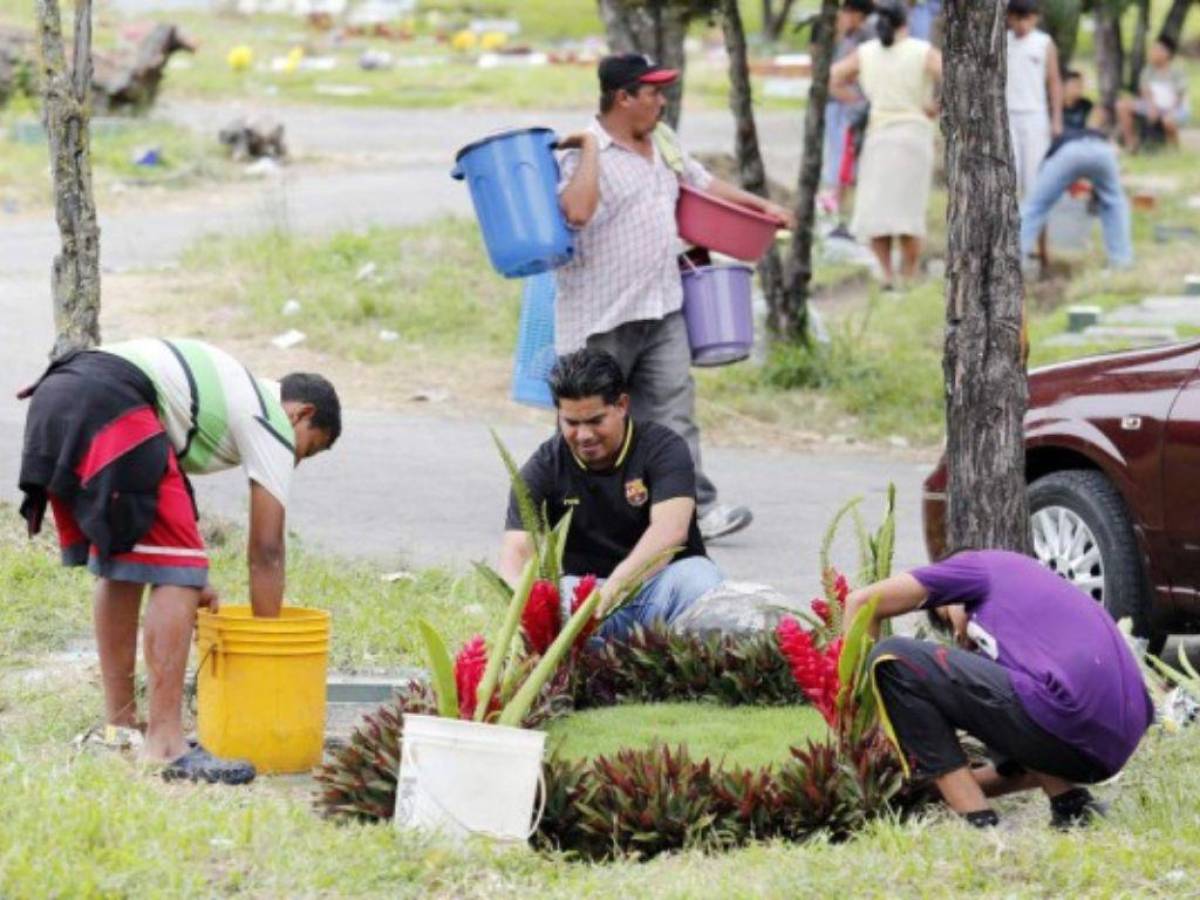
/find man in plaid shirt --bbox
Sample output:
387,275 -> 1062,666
555,53 -> 793,540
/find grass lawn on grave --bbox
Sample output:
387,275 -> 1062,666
546,703 -> 829,770
2,511 -> 1199,894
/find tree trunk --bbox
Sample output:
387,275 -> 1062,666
1159,0 -> 1195,48
761,0 -> 798,42
37,0 -> 101,359
596,0 -> 690,128
1127,0 -> 1150,94
777,0 -> 838,342
1094,3 -> 1125,126
940,0 -> 1031,554
720,0 -> 789,337
1040,0 -> 1081,71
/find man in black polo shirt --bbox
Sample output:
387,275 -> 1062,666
498,349 -> 723,638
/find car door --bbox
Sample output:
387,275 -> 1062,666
1162,366 -> 1200,614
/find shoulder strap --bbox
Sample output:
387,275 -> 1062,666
651,122 -> 686,177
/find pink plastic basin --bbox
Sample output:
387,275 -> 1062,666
676,183 -> 780,262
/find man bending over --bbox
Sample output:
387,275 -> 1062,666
848,549 -> 1152,829
19,338 -> 341,783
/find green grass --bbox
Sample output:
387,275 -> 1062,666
0,101 -> 234,210
0,505 -> 502,673
181,218 -> 522,364
0,1 -> 804,113
546,703 -> 829,770
3,513 -> 1200,895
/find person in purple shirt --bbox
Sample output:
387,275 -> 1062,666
845,549 -> 1153,829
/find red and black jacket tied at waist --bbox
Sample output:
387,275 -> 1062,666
18,349 -> 182,562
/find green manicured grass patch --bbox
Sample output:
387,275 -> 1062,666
547,702 -> 828,769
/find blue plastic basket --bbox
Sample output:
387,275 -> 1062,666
511,273 -> 557,409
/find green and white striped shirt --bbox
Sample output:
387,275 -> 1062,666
102,339 -> 295,507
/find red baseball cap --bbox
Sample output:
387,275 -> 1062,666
598,53 -> 679,91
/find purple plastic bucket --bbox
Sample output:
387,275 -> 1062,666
680,263 -> 754,366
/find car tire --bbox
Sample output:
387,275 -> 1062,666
1027,469 -> 1160,650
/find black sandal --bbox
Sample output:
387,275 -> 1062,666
162,745 -> 256,785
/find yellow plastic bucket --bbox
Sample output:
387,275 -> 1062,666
195,605 -> 330,774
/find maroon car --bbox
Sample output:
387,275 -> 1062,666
923,340 -> 1200,651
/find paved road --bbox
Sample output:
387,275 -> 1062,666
0,102 -> 928,598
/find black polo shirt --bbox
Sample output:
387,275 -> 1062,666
504,420 -> 707,578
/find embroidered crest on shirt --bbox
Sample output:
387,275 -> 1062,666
624,478 -> 648,507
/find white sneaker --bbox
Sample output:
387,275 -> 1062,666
698,504 -> 753,541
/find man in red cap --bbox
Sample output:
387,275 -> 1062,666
555,53 -> 792,542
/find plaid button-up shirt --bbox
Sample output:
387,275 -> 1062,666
553,119 -> 713,352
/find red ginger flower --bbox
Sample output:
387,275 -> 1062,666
454,635 -> 488,719
522,579 -> 561,656
811,598 -> 832,626
776,617 -> 842,727
833,572 -> 850,607
571,574 -> 599,646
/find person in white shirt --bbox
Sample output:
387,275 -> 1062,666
1006,0 -> 1063,200
1117,35 -> 1191,152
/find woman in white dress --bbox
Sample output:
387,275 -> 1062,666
831,0 -> 942,288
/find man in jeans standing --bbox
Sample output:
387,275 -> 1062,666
555,53 -> 793,541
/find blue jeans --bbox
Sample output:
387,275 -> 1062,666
561,556 -> 723,642
822,101 -> 849,187
1020,137 -> 1133,268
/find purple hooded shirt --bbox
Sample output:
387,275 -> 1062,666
911,550 -> 1153,775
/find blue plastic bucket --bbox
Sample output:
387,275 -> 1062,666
511,273 -> 557,408
452,127 -> 574,279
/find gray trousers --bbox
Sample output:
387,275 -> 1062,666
585,311 -> 717,509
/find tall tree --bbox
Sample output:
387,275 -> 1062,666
1093,1 -> 1126,124
1127,0 -> 1151,93
940,0 -> 1031,553
760,0 -> 799,42
36,0 -> 101,359
719,0 -> 790,338
1040,0 -> 1082,71
777,0 -> 839,342
597,0 -> 700,128
1159,0 -> 1196,47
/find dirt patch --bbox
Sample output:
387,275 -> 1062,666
102,267 -> 936,460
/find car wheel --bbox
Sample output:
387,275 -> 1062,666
1028,469 -> 1159,648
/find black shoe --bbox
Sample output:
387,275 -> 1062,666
162,745 -> 256,785
1049,788 -> 1107,830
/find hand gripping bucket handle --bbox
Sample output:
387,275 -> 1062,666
407,744 -> 548,842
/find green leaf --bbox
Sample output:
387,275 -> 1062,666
839,595 -> 879,690
475,555 -> 537,721
416,619 -> 459,719
820,495 -> 862,588
549,507 -> 574,584
1177,643 -> 1200,688
472,561 -> 513,605
492,427 -> 544,561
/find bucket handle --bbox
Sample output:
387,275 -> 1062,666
678,252 -> 701,274
406,744 -> 548,842
450,161 -> 464,181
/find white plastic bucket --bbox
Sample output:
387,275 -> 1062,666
393,713 -> 547,843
